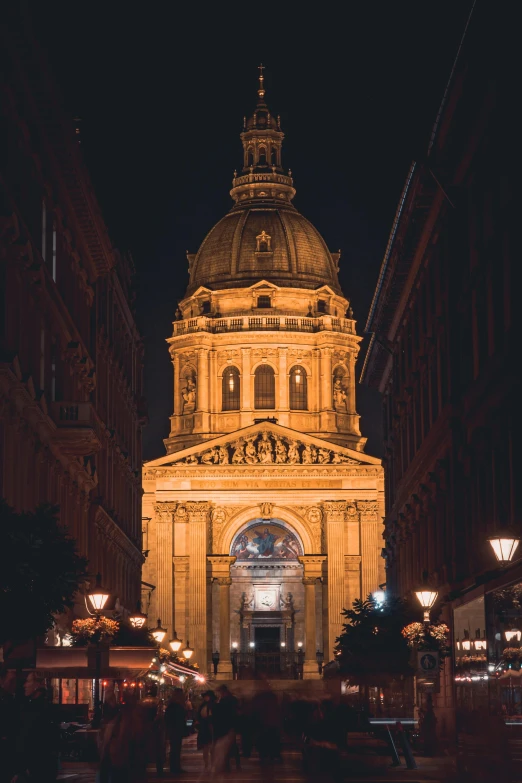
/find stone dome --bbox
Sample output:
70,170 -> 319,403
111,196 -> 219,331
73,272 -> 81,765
186,203 -> 341,295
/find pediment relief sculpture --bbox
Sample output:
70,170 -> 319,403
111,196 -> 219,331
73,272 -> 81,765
172,430 -> 361,467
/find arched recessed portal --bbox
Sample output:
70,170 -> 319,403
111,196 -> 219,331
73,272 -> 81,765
225,518 -> 306,675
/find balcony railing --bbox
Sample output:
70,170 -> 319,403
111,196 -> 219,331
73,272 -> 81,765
49,402 -> 104,456
172,314 -> 354,337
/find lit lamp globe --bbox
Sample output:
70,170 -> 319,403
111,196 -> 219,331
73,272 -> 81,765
129,602 -> 147,629
415,587 -> 438,623
151,618 -> 167,645
488,533 -> 520,566
169,631 -> 182,654
87,574 -> 110,614
182,641 -> 194,660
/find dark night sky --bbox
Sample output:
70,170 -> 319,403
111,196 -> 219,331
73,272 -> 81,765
28,1 -> 473,460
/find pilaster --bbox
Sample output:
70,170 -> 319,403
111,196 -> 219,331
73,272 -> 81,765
359,500 -> 381,599
153,503 -> 175,635
173,555 -> 189,649
241,348 -> 252,411
172,354 -> 182,416
278,348 -> 289,411
322,501 -> 348,659
208,555 -> 237,679
298,555 -> 326,679
187,501 -> 212,673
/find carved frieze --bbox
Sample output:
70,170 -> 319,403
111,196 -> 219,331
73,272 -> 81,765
172,431 -> 361,467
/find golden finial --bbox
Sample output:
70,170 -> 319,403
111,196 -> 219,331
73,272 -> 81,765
258,63 -> 265,100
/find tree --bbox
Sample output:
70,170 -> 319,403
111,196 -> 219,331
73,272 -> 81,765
336,594 -> 415,684
0,500 -> 88,647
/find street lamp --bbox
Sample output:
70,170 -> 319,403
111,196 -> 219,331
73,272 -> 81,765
129,601 -> 147,629
182,640 -> 194,660
87,574 -> 110,615
86,574 -> 111,729
169,630 -> 182,654
151,618 -> 167,645
488,533 -> 520,566
415,587 -> 438,624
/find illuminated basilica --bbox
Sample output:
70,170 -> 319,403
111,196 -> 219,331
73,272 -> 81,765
142,71 -> 384,679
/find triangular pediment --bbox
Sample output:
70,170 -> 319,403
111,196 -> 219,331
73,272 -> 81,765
249,280 -> 279,291
145,421 -> 380,469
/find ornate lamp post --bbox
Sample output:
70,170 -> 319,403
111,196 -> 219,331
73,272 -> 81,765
415,587 -> 438,625
488,532 -> 520,566
151,619 -> 167,645
169,630 -> 182,654
86,574 -> 111,728
129,602 -> 147,629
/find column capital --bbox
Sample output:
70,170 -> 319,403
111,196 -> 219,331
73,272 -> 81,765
303,576 -> 318,586
216,577 -> 233,587
322,500 -> 349,521
298,555 -> 326,581
185,501 -> 212,523
208,554 -> 237,579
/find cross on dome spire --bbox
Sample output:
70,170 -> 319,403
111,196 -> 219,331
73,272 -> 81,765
258,63 -> 266,102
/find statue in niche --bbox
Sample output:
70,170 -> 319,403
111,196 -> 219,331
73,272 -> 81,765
244,437 -> 258,465
302,444 -> 313,464
317,448 -> 331,464
181,375 -> 197,413
217,445 -> 229,464
257,431 -> 273,464
232,440 -> 246,464
274,435 -> 287,464
201,448 -> 218,465
286,440 -> 300,464
333,375 -> 348,411
282,592 -> 293,610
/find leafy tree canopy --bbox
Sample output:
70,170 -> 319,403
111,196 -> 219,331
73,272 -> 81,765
0,500 -> 88,646
335,594 -> 417,682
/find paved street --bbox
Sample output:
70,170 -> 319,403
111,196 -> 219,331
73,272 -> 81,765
59,732 -> 458,783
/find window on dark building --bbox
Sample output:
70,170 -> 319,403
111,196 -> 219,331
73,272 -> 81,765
257,295 -> 271,308
201,300 -> 211,314
259,147 -> 267,164
222,366 -> 240,411
289,365 -> 307,410
271,147 -> 278,165
254,364 -> 275,409
247,148 -> 254,167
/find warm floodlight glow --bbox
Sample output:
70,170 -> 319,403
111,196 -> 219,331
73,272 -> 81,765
232,641 -> 238,649
505,629 -> 522,643
373,590 -> 386,608
151,618 -> 167,645
297,641 -> 303,648
488,534 -> 520,565
87,574 -> 110,614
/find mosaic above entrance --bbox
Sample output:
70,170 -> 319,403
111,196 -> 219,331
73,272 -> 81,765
231,520 -> 302,561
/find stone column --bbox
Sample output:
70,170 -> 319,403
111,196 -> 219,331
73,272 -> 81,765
359,501 -> 381,599
347,352 -> 356,414
209,350 -> 218,413
154,504 -> 175,634
322,502 -> 348,659
241,348 -> 252,411
278,348 -> 288,410
197,349 -> 209,412
172,354 -> 182,416
320,347 -> 333,410
312,349 -> 321,412
298,556 -> 326,679
208,555 -> 237,679
187,502 -> 211,673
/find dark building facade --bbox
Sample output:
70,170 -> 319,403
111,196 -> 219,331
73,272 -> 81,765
0,14 -> 145,620
362,8 -> 519,735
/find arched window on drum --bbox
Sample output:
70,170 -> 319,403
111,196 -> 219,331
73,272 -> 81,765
289,365 -> 307,410
222,366 -> 240,411
254,365 -> 275,409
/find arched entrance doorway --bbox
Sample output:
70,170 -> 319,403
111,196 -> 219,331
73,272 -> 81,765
227,519 -> 305,678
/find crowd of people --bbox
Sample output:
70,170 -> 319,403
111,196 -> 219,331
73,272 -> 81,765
1,669 -> 350,782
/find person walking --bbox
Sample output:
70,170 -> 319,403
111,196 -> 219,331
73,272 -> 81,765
12,674 -> 59,783
164,688 -> 187,774
212,685 -> 240,773
196,690 -> 215,770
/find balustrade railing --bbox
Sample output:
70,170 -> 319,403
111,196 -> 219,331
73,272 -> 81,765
172,314 -> 354,337
231,650 -> 304,680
